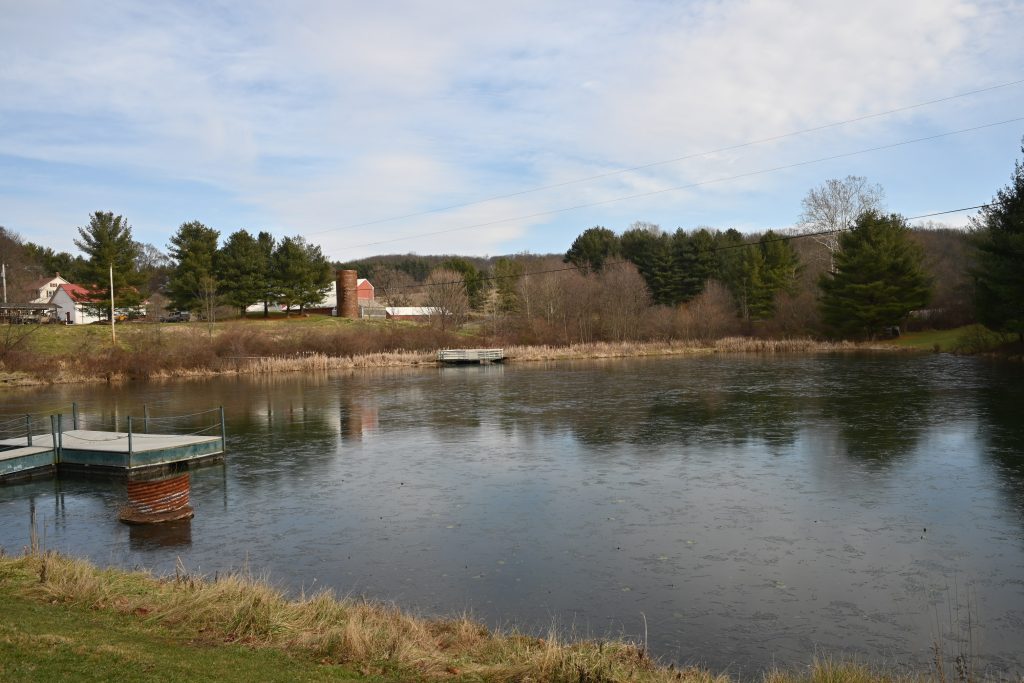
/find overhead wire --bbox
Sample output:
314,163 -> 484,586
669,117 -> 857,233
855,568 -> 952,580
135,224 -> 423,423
386,203 -> 993,291
306,77 -> 1024,237
334,116 -> 1023,252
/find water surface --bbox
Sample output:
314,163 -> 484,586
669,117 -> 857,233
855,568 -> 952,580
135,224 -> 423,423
1,354 -> 1022,675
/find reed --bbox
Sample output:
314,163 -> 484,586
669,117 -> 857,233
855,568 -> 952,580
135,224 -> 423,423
3,551 -> 723,681
0,551 -> 952,682
0,325 -> 909,386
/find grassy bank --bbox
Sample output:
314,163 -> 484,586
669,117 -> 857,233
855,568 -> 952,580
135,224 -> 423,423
0,551 -> 931,683
0,317 -> 907,386
882,325 -> 1020,355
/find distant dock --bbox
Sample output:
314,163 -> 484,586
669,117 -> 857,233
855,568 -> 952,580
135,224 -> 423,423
0,406 -> 226,483
437,348 -> 505,364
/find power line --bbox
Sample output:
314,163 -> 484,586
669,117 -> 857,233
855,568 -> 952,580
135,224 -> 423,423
388,202 -> 992,290
336,116 -> 1023,252
307,77 -> 1024,237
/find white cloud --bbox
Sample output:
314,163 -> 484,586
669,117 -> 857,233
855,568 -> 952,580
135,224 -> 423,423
1,0 -> 1021,256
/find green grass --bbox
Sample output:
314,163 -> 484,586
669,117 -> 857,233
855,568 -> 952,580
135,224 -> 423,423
883,327 -> 973,352
0,551 -> 954,683
0,584 -> 370,682
882,325 -> 1014,353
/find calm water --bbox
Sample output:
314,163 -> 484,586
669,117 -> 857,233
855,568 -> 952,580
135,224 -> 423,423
1,354 -> 1023,675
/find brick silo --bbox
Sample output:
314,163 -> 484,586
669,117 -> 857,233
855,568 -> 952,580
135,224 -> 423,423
337,269 -> 359,319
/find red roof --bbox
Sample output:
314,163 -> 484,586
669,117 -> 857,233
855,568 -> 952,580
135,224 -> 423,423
56,283 -> 105,303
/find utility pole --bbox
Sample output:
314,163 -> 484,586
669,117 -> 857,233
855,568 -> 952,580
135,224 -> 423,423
109,264 -> 116,344
1,263 -> 7,303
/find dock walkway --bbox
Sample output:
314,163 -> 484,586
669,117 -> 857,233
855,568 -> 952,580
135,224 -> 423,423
0,406 -> 226,483
437,348 -> 505,364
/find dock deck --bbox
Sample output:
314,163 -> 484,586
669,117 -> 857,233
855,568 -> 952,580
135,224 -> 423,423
0,445 -> 56,482
0,406 -> 226,483
437,348 -> 505,364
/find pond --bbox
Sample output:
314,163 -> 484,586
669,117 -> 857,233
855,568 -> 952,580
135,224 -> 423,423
1,353 -> 1022,675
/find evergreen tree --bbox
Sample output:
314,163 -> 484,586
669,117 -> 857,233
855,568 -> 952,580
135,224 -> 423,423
257,231 -> 277,317
972,143 -> 1024,342
820,211 -> 931,339
217,230 -> 265,316
23,243 -> 86,283
167,221 -> 220,313
493,257 -> 524,313
73,211 -> 143,320
272,236 -> 331,314
564,226 -> 620,273
620,225 -> 677,305
672,228 -> 717,302
441,257 -> 486,309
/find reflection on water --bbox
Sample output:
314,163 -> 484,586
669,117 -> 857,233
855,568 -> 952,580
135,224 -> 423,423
129,519 -> 192,549
1,354 -> 1023,675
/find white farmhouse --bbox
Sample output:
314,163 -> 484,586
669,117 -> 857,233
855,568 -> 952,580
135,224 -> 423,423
29,273 -> 70,304
50,283 -> 103,325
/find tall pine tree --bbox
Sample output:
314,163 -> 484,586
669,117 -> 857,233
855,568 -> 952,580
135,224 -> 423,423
820,211 -> 931,339
972,142 -> 1024,342
73,211 -> 143,320
167,221 -> 220,313
217,230 -> 265,316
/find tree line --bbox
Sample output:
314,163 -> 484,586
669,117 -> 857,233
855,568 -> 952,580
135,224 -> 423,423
0,216 -> 332,320
166,223 -> 331,318
3,141 -> 1020,344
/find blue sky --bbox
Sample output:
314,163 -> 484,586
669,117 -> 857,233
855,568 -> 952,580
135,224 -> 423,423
2,0 -> 1024,261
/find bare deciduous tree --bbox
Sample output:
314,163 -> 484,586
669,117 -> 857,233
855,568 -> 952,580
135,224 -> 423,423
372,267 -> 416,306
595,262 -> 650,341
425,268 -> 469,331
671,281 -> 740,341
800,176 -> 885,272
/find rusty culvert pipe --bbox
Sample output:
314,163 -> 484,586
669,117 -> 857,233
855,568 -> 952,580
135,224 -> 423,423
337,269 -> 359,319
119,473 -> 194,525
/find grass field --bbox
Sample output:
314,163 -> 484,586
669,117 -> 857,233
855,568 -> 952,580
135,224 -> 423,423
881,325 -> 1013,353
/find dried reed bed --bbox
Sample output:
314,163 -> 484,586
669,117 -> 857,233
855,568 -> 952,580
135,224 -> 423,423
1,329 -> 908,386
5,551 -> 728,682
505,338 -> 898,362
238,350 -> 436,374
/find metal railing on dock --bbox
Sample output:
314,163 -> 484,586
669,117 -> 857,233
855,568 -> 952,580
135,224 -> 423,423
437,348 -> 505,363
1,403 -> 227,482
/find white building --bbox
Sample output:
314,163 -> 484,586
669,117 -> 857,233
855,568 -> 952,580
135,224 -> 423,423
51,284 -> 103,325
29,273 -> 70,304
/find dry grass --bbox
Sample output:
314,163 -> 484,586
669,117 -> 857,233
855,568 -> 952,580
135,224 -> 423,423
1,551 -> 992,682
0,323 -> 909,386
2,551 -> 725,682
504,338 -> 897,362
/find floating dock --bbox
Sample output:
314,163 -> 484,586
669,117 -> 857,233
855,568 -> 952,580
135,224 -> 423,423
437,348 -> 505,364
0,407 -> 226,483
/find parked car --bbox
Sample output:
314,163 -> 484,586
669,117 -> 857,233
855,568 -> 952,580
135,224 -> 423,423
159,311 -> 192,323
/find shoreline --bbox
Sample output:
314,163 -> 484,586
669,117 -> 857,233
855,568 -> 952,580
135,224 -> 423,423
0,550 -> 939,682
0,337 -> 907,387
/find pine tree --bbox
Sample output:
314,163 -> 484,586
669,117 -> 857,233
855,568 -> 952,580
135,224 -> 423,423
272,236 -> 331,314
73,211 -> 143,320
256,231 -> 276,317
564,226 -> 620,273
972,143 -> 1024,342
216,230 -> 265,316
167,221 -> 220,313
820,211 -> 931,339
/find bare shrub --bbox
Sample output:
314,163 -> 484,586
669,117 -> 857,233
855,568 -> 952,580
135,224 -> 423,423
595,262 -> 650,341
671,281 -> 741,341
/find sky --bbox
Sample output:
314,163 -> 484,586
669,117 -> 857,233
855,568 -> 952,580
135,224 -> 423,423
2,0 -> 1024,262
